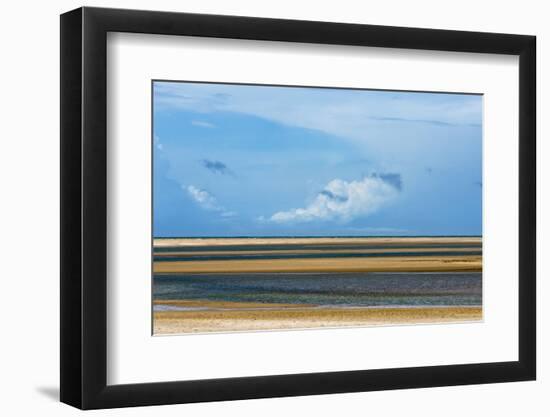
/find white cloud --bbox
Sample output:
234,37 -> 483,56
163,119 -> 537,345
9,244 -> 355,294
186,185 -> 219,211
154,83 -> 482,150
191,120 -> 215,128
186,185 -> 237,218
268,176 -> 399,224
153,134 -> 163,151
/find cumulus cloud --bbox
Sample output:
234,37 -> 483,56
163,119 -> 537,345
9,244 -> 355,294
186,185 -> 237,218
319,190 -> 348,202
202,159 -> 231,175
191,120 -> 216,128
186,185 -> 219,211
268,174 -> 401,223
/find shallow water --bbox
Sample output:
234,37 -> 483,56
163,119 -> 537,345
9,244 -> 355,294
153,272 -> 482,307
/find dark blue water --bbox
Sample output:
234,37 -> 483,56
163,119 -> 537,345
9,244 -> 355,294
153,272 -> 482,307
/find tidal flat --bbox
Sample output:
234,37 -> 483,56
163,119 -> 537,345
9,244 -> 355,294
153,237 -> 482,334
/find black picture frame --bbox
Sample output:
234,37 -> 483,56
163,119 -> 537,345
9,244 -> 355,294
60,6 -> 536,410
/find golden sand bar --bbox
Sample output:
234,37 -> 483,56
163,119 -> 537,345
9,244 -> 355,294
154,306 -> 482,334
154,236 -> 481,248
154,255 -> 482,274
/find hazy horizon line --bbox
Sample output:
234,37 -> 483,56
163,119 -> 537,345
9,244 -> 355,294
153,234 -> 482,239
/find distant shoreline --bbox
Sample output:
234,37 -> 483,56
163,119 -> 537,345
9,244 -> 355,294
154,235 -> 483,238
153,236 -> 482,248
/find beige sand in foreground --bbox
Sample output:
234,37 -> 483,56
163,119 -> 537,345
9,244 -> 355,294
154,236 -> 481,248
153,306 -> 483,334
154,255 -> 482,274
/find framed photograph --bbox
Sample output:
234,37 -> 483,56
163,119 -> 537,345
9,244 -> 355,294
60,6 -> 536,409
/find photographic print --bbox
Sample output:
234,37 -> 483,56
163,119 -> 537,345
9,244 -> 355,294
152,81 -> 482,335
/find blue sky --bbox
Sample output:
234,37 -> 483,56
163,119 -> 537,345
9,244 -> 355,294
153,81 -> 482,237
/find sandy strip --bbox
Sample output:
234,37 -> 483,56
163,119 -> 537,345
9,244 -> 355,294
153,306 -> 482,334
154,247 -> 482,257
154,237 -> 482,248
153,255 -> 482,274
